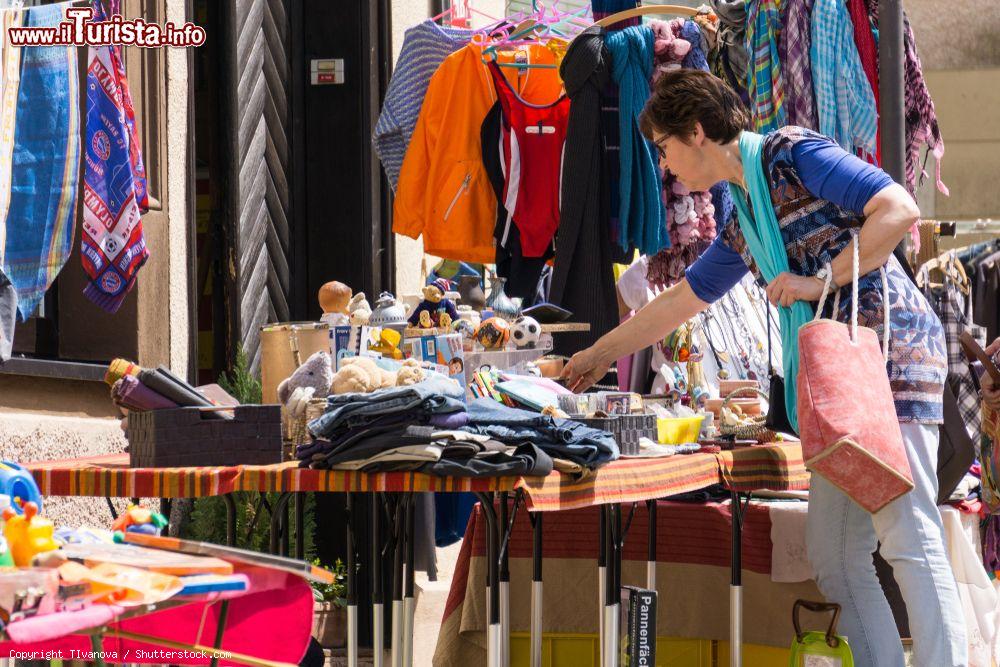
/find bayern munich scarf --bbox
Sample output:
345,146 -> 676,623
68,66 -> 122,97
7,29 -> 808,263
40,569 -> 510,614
2,2 -> 80,320
82,0 -> 149,313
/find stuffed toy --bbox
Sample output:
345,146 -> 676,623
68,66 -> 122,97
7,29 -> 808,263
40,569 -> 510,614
395,358 -> 425,386
331,356 -> 396,394
408,278 -> 460,329
348,292 -> 372,326
277,351 -> 334,405
318,281 -> 352,326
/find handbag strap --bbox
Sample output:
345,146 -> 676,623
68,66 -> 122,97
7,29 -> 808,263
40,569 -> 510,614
812,234 -> 892,361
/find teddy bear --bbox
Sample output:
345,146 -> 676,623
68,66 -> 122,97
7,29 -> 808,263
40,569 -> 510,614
348,292 -> 372,326
408,278 -> 459,329
331,356 -> 391,394
395,358 -> 425,387
277,351 -> 334,405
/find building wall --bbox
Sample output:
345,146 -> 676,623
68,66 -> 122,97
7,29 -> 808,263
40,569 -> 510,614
0,0 -> 190,528
907,0 -> 1000,222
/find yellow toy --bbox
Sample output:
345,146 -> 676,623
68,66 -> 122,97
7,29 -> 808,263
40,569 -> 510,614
3,503 -> 58,567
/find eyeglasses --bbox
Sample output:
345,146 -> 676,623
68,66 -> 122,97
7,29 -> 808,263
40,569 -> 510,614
652,135 -> 669,160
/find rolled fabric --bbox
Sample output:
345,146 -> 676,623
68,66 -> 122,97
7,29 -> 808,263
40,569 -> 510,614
112,376 -> 177,411
105,358 -> 142,387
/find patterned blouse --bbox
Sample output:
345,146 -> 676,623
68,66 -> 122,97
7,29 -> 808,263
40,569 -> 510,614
719,127 -> 946,424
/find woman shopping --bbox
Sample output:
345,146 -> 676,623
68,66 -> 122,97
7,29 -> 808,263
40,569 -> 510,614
563,69 -> 966,666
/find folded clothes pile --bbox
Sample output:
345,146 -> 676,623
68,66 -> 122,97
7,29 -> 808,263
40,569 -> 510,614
296,376 -> 553,477
458,398 -> 620,467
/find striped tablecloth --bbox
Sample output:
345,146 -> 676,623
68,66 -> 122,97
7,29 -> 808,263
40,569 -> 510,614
25,443 -> 809,507
517,443 -> 809,512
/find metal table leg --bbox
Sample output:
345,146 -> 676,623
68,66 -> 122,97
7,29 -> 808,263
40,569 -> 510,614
529,510 -> 543,667
373,493 -> 385,667
223,494 -> 237,547
474,492 -> 501,667
498,492 -> 510,667
346,493 -> 358,667
209,599 -> 230,667
391,496 -> 404,667
603,505 -> 622,667
268,492 -> 292,555
403,494 -> 415,667
646,499 -> 657,592
598,507 -> 606,664
294,492 -> 305,561
730,491 -> 751,667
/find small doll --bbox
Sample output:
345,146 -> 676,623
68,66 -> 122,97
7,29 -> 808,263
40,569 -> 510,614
318,281 -> 352,326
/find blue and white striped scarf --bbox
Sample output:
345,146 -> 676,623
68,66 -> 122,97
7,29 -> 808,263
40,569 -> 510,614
810,0 -> 878,158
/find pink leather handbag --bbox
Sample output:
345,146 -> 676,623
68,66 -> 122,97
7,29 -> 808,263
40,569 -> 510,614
796,235 -> 914,513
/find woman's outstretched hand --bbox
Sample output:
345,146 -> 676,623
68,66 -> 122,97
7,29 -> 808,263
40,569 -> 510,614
561,345 -> 612,394
766,272 -> 825,307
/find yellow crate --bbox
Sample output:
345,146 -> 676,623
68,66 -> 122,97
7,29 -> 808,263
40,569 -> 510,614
509,633 -> 790,667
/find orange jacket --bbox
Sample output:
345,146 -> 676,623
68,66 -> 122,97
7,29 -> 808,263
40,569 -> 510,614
393,43 -> 563,264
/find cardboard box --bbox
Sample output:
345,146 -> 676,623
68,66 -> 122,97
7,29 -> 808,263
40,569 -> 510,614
403,333 -> 466,381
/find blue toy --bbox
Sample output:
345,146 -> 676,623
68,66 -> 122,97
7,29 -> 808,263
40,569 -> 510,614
0,462 -> 43,514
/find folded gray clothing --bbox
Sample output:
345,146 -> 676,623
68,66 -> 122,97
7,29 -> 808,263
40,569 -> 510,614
418,442 -> 553,478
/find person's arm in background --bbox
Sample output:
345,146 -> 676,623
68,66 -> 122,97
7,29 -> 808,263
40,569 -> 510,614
984,337 -> 1000,410
764,137 -> 921,306
563,236 -> 748,392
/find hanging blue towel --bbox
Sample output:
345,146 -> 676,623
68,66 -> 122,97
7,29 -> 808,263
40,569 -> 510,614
3,2 -> 80,320
606,26 -> 670,257
729,132 -> 814,432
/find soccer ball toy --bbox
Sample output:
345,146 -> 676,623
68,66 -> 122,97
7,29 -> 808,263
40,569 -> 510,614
474,317 -> 511,350
511,316 -> 541,349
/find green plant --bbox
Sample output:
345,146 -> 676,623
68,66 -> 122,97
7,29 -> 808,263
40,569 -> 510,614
182,492 -> 317,558
311,558 -> 347,607
217,345 -> 262,404
182,350 -> 316,557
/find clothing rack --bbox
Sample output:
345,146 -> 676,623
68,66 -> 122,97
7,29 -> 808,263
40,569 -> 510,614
592,4 -> 699,27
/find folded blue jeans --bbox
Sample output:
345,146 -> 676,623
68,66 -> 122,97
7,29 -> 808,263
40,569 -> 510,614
460,398 -> 619,467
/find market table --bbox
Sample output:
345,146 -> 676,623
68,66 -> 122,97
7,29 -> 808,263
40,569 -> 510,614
436,500 -> 820,666
25,442 -> 809,667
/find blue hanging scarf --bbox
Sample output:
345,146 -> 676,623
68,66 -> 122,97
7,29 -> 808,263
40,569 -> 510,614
606,26 -> 670,257
728,132 -> 814,433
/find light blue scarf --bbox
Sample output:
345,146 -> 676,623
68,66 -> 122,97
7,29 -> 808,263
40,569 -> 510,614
728,132 -> 814,433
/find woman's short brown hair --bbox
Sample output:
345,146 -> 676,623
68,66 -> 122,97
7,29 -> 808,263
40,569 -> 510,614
639,69 -> 750,144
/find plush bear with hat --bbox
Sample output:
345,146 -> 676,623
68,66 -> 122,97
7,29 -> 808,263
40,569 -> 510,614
407,278 -> 460,330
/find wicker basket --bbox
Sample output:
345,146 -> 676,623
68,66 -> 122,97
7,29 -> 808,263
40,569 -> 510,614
127,405 -> 282,467
282,399 -> 329,452
578,413 -> 657,456
718,387 -> 776,443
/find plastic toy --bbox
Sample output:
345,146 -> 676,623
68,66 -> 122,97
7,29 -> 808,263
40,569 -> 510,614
3,502 -> 58,567
111,504 -> 168,543
0,462 -> 43,514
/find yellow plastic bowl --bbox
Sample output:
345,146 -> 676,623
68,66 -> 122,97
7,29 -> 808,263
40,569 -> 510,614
657,416 -> 704,445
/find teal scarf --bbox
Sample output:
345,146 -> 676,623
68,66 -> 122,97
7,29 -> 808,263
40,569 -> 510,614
728,132 -> 813,433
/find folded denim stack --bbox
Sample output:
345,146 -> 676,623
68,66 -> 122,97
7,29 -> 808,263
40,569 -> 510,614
300,377 -> 553,477
459,398 -> 620,467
